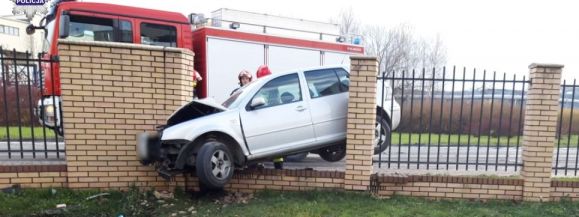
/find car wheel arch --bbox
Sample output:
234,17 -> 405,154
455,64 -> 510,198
376,106 -> 392,125
174,131 -> 246,170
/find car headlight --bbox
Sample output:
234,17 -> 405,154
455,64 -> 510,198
44,105 -> 56,126
45,105 -> 54,114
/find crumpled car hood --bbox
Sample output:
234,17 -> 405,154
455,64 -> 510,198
165,98 -> 227,128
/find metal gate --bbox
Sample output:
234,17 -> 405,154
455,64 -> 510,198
1,47 -> 64,161
376,67 -> 530,172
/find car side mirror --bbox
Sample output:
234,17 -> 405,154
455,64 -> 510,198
59,14 -> 70,39
250,97 -> 266,109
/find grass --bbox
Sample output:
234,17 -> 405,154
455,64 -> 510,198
391,133 -> 579,147
0,127 -> 57,140
1,188 -> 579,217
1,126 -> 577,148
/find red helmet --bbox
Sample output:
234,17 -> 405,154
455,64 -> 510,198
238,70 -> 252,80
256,65 -> 272,78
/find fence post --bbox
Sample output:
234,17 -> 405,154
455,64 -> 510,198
344,56 -> 378,191
522,63 -> 563,202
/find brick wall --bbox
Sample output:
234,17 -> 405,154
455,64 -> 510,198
222,169 -> 344,193
344,56 -> 378,191
3,43 -> 579,203
0,165 -> 67,188
375,175 -> 523,200
374,176 -> 579,202
58,40 -> 193,189
551,181 -> 579,201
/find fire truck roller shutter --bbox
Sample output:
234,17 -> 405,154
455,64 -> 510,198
206,38 -> 265,103
267,45 -> 320,73
324,51 -> 351,67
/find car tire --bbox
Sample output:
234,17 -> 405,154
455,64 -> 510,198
196,139 -> 234,189
318,144 -> 346,162
285,152 -> 308,162
374,112 -> 392,155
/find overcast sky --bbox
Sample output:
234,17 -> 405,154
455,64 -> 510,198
1,0 -> 577,81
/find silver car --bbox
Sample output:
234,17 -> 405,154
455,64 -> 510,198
137,65 -> 400,188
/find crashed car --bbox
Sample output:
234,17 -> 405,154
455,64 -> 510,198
137,65 -> 400,188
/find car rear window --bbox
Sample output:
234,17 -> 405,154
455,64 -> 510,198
304,69 -> 345,98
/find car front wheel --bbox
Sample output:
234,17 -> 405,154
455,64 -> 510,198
196,139 -> 234,189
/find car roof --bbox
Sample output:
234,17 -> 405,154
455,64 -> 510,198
249,65 -> 350,88
273,65 -> 349,77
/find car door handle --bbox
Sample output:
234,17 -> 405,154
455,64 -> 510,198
296,106 -> 307,112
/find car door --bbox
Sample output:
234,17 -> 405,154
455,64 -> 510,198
304,68 -> 349,144
240,73 -> 315,156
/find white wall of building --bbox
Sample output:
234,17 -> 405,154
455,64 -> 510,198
0,16 -> 43,55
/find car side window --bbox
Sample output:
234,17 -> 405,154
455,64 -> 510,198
251,74 -> 302,109
335,68 -> 350,92
304,69 -> 343,98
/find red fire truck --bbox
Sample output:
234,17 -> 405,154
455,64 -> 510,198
28,0 -> 364,133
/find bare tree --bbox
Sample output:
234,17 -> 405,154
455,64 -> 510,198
331,7 -> 361,44
338,7 -> 360,36
333,9 -> 447,93
362,24 -> 415,79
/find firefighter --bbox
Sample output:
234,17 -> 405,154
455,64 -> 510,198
231,70 -> 252,95
255,65 -> 284,170
192,70 -> 203,99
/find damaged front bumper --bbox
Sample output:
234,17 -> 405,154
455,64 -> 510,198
136,132 -> 161,165
137,131 -> 190,180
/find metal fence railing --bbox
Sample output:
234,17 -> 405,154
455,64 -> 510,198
1,47 -> 64,161
376,67 -> 530,172
554,79 -> 579,176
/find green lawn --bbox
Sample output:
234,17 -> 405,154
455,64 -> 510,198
0,127 -> 57,140
1,188 -> 578,217
1,126 -> 577,147
391,133 -> 579,147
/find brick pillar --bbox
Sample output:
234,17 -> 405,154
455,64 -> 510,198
522,63 -> 563,202
344,56 -> 378,191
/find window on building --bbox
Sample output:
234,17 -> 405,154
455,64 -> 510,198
119,20 -> 132,43
68,15 -> 114,42
0,25 -> 20,36
140,22 -> 177,47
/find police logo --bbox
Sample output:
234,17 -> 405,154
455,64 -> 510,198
10,0 -> 50,21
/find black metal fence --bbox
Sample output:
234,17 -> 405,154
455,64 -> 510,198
377,67 -> 530,172
0,47 -> 64,160
554,79 -> 579,176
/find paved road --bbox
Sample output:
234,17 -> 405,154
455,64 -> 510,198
2,141 -> 578,176
0,141 -> 65,163
277,145 -> 579,176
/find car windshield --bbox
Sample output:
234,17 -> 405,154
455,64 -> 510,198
221,81 -> 258,109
